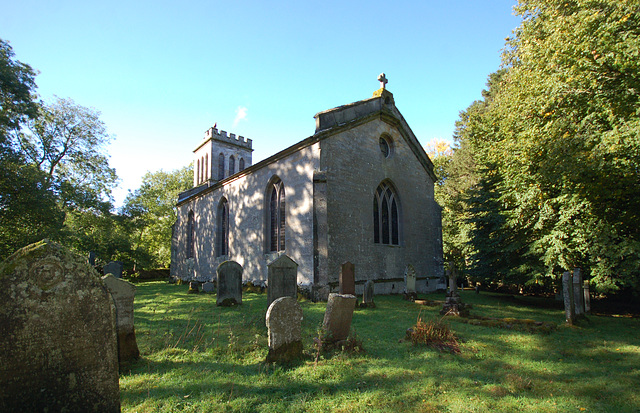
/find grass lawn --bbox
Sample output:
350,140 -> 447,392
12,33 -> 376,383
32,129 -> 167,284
120,282 -> 640,412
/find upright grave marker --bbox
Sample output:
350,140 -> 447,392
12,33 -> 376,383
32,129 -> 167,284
265,297 -> 303,363
362,280 -> 375,308
103,274 -> 140,364
323,293 -> 356,342
0,240 -> 120,412
573,267 -> 584,317
340,261 -> 355,295
562,270 -> 576,324
403,264 -> 417,301
103,261 -> 123,278
216,261 -> 243,306
267,255 -> 298,307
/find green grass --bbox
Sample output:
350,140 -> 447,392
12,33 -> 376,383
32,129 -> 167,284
120,282 -> 640,412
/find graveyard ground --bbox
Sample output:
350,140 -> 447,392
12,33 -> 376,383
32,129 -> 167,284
120,282 -> 640,412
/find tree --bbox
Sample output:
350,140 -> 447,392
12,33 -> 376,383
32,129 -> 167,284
18,97 -> 118,211
122,166 -> 193,269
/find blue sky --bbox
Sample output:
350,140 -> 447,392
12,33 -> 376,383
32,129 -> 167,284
2,0 -> 522,206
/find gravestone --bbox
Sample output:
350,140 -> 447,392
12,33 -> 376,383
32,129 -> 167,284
562,271 -> 575,324
583,280 -> 591,314
267,254 -> 298,307
573,267 -> 584,317
0,240 -> 120,412
103,260 -> 123,278
216,261 -> 243,306
403,264 -> 417,301
88,251 -> 96,266
265,297 -> 303,363
188,280 -> 200,293
323,293 -> 357,342
440,263 -> 468,316
202,281 -> 215,293
362,280 -> 375,308
340,261 -> 355,295
102,274 -> 140,364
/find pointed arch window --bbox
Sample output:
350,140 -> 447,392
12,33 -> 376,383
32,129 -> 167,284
229,155 -> 235,176
217,198 -> 229,256
218,153 -> 225,180
187,210 -> 195,258
373,182 -> 400,245
239,158 -> 245,171
196,159 -> 201,184
267,179 -> 286,252
204,153 -> 209,181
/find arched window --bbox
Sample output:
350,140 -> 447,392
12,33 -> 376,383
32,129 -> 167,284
217,198 -> 229,257
187,210 -> 195,258
267,179 -> 286,252
239,158 -> 245,171
218,153 -> 225,180
196,159 -> 201,184
373,181 -> 400,245
229,155 -> 235,176
204,153 -> 209,181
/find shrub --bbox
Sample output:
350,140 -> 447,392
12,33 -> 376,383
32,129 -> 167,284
408,316 -> 460,353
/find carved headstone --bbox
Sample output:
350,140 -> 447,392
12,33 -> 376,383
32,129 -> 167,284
102,274 -> 140,364
202,281 -> 215,293
362,280 -> 375,308
562,271 -> 575,324
340,261 -> 355,295
216,261 -> 243,306
267,255 -> 298,307
403,264 -> 417,300
0,240 -> 120,412
265,297 -> 303,363
440,263 -> 468,316
323,293 -> 357,342
103,261 -> 123,278
573,268 -> 584,317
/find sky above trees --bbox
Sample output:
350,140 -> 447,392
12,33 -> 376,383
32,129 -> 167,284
1,0 -> 521,205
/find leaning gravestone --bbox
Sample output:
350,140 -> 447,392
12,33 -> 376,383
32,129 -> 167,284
216,261 -> 243,306
323,293 -> 357,342
362,280 -> 375,308
0,240 -> 120,412
102,274 -> 140,365
103,260 -> 123,279
403,264 -> 417,300
265,297 -> 303,363
340,261 -> 356,295
267,255 -> 298,307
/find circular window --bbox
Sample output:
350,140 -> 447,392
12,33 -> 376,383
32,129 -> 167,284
379,136 -> 392,158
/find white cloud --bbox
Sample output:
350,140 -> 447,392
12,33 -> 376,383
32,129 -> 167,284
232,106 -> 248,128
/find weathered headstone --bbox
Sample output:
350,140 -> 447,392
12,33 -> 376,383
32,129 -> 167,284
202,281 -> 215,293
267,254 -> 298,306
103,260 -> 123,278
265,297 -> 303,363
440,263 -> 468,316
562,271 -> 575,324
573,267 -> 584,317
340,261 -> 355,295
188,280 -> 200,293
323,293 -> 357,342
102,274 -> 140,364
216,261 -> 243,306
403,264 -> 417,300
362,280 -> 375,308
0,240 -> 120,412
583,280 -> 591,314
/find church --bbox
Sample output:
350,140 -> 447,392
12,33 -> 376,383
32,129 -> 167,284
171,75 -> 444,301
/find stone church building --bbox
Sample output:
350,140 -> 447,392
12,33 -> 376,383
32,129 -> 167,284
171,76 -> 444,301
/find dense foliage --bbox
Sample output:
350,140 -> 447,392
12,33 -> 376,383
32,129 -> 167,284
434,0 -> 640,294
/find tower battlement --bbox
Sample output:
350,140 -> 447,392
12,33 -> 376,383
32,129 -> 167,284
204,126 -> 253,150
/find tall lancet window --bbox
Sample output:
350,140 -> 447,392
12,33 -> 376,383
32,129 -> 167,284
204,153 -> 209,181
196,159 -> 201,184
218,153 -> 225,180
229,155 -> 235,176
187,210 -> 195,258
239,158 -> 245,171
267,179 -> 286,252
217,198 -> 229,256
373,181 -> 400,245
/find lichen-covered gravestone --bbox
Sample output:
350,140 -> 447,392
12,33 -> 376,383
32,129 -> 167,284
216,261 -> 243,306
339,261 -> 355,295
102,274 -> 140,365
265,297 -> 303,363
0,240 -> 120,412
202,281 -> 215,293
267,254 -> 298,307
103,261 -> 123,278
322,293 -> 356,342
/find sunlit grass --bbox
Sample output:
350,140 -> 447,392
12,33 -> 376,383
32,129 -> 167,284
120,282 -> 640,412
